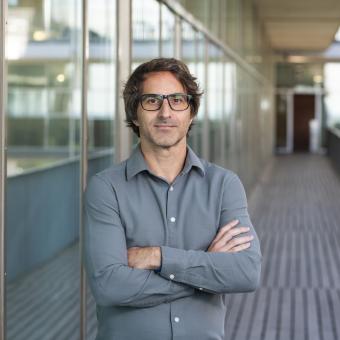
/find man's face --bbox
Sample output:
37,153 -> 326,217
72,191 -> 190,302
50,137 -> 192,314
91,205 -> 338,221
133,71 -> 193,150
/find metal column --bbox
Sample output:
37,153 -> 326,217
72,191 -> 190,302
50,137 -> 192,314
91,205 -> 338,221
80,0 -> 89,338
115,0 -> 132,163
0,1 -> 6,339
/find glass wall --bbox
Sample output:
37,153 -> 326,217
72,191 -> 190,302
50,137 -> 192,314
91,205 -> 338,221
132,0 -> 160,68
86,1 -> 117,338
6,0 -> 82,339
223,58 -> 236,168
160,3 -> 176,57
207,43 -> 224,166
191,31 -> 206,156
324,63 -> 340,129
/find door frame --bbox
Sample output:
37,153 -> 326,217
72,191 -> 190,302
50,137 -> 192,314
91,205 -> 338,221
276,86 -> 324,154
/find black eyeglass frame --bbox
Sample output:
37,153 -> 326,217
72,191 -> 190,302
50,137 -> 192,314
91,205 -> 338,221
139,93 -> 193,111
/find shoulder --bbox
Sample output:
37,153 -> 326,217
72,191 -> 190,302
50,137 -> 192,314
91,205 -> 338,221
200,158 -> 239,184
97,162 -> 126,181
86,161 -> 127,198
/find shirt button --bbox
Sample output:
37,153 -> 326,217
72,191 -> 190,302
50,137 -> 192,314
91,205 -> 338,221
169,274 -> 175,280
169,186 -> 174,191
174,317 -> 180,323
170,217 -> 176,222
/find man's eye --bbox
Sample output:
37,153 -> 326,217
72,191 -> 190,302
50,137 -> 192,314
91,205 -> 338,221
172,96 -> 185,103
146,97 -> 159,104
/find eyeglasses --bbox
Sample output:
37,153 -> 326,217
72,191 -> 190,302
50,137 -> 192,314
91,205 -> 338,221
140,93 -> 192,111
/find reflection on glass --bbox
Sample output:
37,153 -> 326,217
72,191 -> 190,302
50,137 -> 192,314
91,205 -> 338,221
131,0 -> 160,145
86,2 -> 117,338
161,4 -> 175,57
190,31 -> 205,156
181,21 -> 199,154
207,43 -> 223,165
6,0 -> 81,339
132,0 -> 160,67
276,94 -> 288,148
224,59 -> 236,163
324,63 -> 340,128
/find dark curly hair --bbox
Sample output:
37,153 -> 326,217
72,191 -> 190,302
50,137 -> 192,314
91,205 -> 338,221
123,58 -> 203,137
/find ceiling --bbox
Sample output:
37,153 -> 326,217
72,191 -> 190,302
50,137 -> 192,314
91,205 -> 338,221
255,0 -> 340,52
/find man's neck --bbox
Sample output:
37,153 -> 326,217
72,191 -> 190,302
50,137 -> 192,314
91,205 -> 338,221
140,141 -> 187,184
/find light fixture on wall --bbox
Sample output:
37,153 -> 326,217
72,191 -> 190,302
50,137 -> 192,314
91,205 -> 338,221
33,30 -> 48,41
56,74 -> 65,82
313,74 -> 323,84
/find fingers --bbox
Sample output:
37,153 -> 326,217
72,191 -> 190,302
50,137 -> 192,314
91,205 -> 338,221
210,224 -> 250,251
220,235 -> 253,252
228,242 -> 251,253
212,219 -> 239,244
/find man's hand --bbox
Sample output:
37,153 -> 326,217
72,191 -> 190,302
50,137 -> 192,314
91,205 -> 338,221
127,246 -> 161,270
208,219 -> 253,253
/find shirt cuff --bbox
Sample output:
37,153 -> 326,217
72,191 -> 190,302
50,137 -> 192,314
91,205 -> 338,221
158,246 -> 188,279
153,247 -> 163,273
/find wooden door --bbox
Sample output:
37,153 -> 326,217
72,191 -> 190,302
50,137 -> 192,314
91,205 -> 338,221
293,94 -> 315,152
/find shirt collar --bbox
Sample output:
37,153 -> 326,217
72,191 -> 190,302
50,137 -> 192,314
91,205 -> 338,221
126,144 -> 205,181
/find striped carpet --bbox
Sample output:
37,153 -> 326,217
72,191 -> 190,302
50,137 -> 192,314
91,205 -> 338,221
225,154 -> 340,340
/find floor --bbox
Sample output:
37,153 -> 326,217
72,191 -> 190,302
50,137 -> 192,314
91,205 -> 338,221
6,154 -> 340,340
225,154 -> 340,340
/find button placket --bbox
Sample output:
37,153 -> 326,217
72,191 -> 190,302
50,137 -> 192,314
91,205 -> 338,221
166,183 -> 178,247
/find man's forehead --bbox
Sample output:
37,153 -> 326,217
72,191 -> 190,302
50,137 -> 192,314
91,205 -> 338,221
141,71 -> 184,91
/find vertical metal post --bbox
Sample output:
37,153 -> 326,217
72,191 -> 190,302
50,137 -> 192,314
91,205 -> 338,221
159,2 -> 162,57
202,38 -> 209,160
221,54 -> 226,167
174,15 -> 181,60
80,0 -> 89,338
115,0 -> 132,163
0,1 -> 6,339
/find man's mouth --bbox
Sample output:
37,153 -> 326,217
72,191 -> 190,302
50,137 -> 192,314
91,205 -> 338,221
154,124 -> 176,128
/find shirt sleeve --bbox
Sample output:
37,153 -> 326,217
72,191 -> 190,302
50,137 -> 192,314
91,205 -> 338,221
84,174 -> 195,308
158,173 -> 262,294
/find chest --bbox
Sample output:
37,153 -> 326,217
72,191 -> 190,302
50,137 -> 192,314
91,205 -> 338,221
117,173 -> 222,250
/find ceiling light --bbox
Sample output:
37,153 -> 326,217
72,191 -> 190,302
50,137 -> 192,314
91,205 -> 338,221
33,30 -> 48,41
313,75 -> 323,84
56,74 -> 65,82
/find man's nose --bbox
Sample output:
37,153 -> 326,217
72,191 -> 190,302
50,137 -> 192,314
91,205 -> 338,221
158,98 -> 172,118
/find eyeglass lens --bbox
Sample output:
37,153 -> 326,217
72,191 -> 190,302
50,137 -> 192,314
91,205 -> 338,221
141,94 -> 190,111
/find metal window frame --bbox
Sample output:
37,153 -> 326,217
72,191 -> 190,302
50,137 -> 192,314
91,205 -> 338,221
115,0 -> 132,162
161,0 -> 269,87
0,1 -> 6,339
80,0 -> 89,338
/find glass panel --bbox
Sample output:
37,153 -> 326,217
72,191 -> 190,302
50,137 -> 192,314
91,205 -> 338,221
276,93 -> 288,148
132,0 -> 160,69
207,43 -> 223,164
223,58 -> 236,166
160,4 -> 175,57
6,0 -> 81,339
182,21 -> 200,154
192,31 -> 205,156
324,63 -> 340,129
131,0 -> 160,145
86,1 -> 117,338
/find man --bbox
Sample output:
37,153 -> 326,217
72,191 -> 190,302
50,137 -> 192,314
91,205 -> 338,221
84,58 -> 261,340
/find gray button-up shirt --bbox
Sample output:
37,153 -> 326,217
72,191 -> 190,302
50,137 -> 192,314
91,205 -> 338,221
84,145 -> 261,340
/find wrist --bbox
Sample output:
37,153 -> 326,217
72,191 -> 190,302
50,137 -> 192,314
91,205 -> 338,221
150,246 -> 161,270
